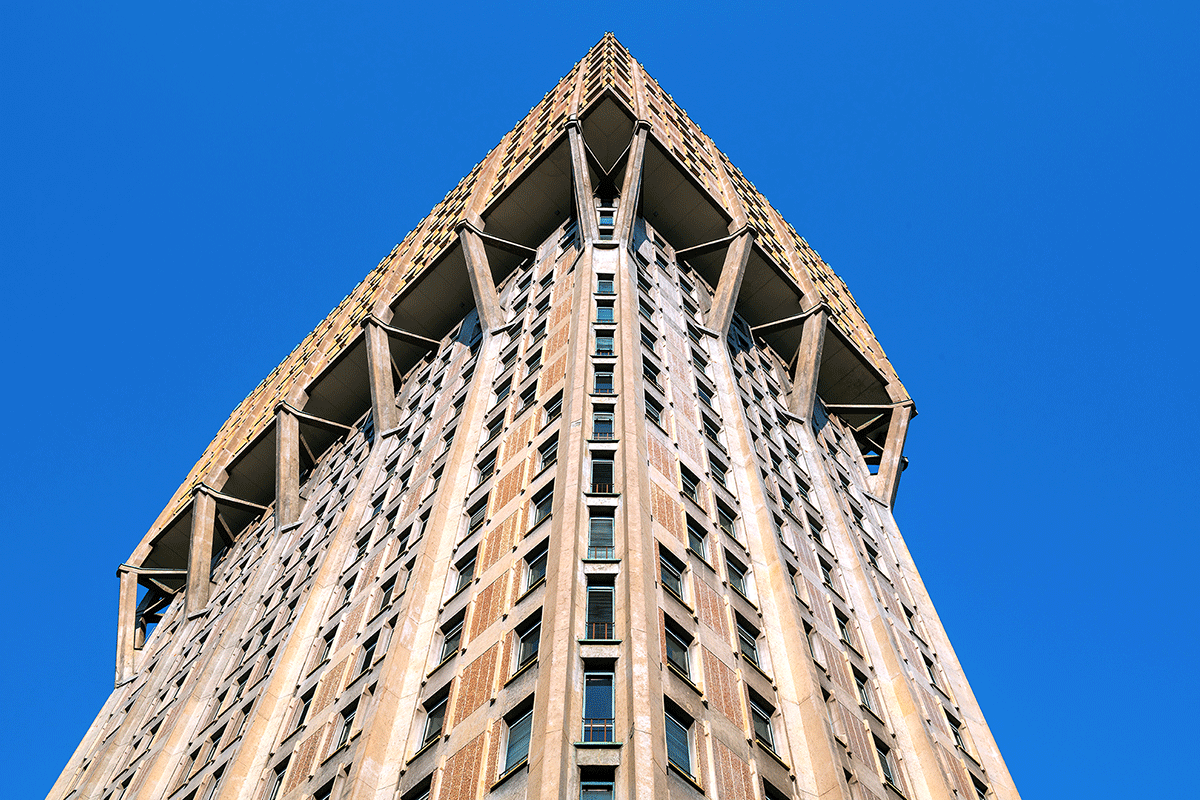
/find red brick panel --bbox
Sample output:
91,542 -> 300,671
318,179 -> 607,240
549,297 -> 573,329
703,647 -> 742,729
677,424 -> 704,470
313,655 -> 351,715
838,701 -> 872,762
651,483 -> 684,542
490,457 -> 529,515
673,384 -> 697,426
823,637 -> 853,693
336,601 -> 367,649
538,355 -> 567,399
499,416 -> 534,468
284,729 -> 324,793
448,645 -> 498,728
546,325 -> 569,358
648,434 -> 676,481
479,507 -> 521,573
805,578 -> 835,632
938,742 -> 975,800
436,732 -> 485,800
696,580 -> 728,640
713,739 -> 754,800
467,576 -> 506,643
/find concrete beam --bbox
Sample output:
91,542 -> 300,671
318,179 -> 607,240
184,487 -> 217,616
787,309 -> 828,419
871,404 -> 912,507
566,118 -> 599,243
457,225 -> 505,332
115,567 -> 137,685
706,228 -> 755,335
363,318 -> 399,432
614,121 -> 650,242
275,405 -> 300,529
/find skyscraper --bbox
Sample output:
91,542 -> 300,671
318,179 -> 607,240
49,33 -> 1019,800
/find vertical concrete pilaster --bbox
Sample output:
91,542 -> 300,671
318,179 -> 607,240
706,230 -> 754,336
614,121 -> 649,242
275,406 -> 300,528
364,319 -> 399,433
788,310 -> 828,419
185,488 -> 217,616
115,568 -> 138,685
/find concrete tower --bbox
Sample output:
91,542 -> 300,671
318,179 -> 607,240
49,34 -> 1020,800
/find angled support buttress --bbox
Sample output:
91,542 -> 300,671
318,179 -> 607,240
566,117 -> 599,243
614,120 -> 651,242
185,484 -> 266,616
706,226 -> 755,336
870,399 -> 914,507
276,401 -> 354,528
458,223 -> 505,333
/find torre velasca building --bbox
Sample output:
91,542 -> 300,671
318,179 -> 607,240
50,34 -> 1019,800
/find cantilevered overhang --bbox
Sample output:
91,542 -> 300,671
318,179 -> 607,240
642,135 -> 732,249
481,133 -> 573,269
301,334 -> 372,428
582,95 -> 636,174
388,243 -> 476,343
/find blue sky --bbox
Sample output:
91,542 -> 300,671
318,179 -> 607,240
2,2 -> 1196,797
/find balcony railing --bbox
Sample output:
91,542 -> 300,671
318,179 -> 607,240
586,622 -> 616,640
593,385 -> 615,395
590,484 -> 617,495
582,718 -> 615,743
591,431 -> 616,441
587,546 -> 616,560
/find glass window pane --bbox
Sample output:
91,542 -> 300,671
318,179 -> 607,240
504,710 -> 533,770
665,713 -> 691,773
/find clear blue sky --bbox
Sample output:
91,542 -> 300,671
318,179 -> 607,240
3,2 -> 1196,797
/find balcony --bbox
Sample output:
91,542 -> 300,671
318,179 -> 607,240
587,545 -> 616,560
582,718 -> 615,743
586,621 -> 616,640
590,483 -> 618,495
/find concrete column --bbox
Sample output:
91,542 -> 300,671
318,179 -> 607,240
115,568 -> 138,685
614,121 -> 649,242
364,319 -> 399,432
871,404 -> 913,507
787,310 -> 828,419
458,225 -> 505,331
186,488 -> 217,615
567,118 -> 599,243
706,229 -> 754,335
275,406 -> 300,528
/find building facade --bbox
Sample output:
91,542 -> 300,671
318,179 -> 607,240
48,34 -> 1020,800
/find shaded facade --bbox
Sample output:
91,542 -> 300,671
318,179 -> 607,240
49,34 -> 1019,800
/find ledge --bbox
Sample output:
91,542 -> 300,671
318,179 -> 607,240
573,740 -> 623,749
667,761 -> 705,793
505,658 -> 538,687
491,759 -> 528,790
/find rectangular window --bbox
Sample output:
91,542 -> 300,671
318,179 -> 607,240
642,360 -> 661,389
358,633 -> 378,674
697,382 -> 714,408
336,701 -> 357,748
494,377 -> 512,405
680,466 -> 702,506
588,511 -> 615,559
639,298 -> 655,321
519,382 -> 538,410
640,326 -> 658,351
544,392 -> 563,424
593,369 -> 614,394
837,612 -> 856,650
594,333 -> 615,357
581,781 -> 614,800
686,516 -> 707,559
485,415 -> 504,442
586,580 -> 615,640
716,502 -> 737,538
539,435 -> 559,472
645,394 -> 664,425
596,274 -> 615,295
855,670 -> 875,712
702,414 -> 721,445
664,708 -> 692,775
530,319 -> 547,342
660,550 -> 685,601
423,697 -> 447,745
525,348 -> 543,376
591,455 -> 615,494
592,410 -> 615,440
710,459 -> 728,488
517,617 -> 541,668
750,697 -> 775,750
876,738 -> 898,786
455,553 -> 476,593
664,621 -> 691,679
525,543 -> 548,590
440,619 -> 463,662
582,672 -> 615,742
737,618 -> 761,666
532,483 -> 554,526
467,499 -> 488,535
596,301 -> 615,323
504,707 -> 533,772
726,553 -> 748,596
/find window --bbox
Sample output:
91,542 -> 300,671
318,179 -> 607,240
639,297 -> 655,320
710,458 -> 728,488
544,392 -> 563,425
726,553 -> 749,596
337,576 -> 356,610
590,454 -> 615,494
855,670 -> 875,712
485,415 -> 504,443
516,615 -> 541,668
947,711 -> 967,749
596,301 -> 615,323
749,695 -> 776,750
972,778 -> 990,800
467,499 -> 488,535
663,620 -> 691,679
317,628 -> 337,666
378,576 -> 396,612
592,410 -> 615,440
532,483 -> 554,526
640,325 -> 658,352
335,701 -> 357,748
293,689 -> 314,731
494,377 -> 512,405
530,319 -> 547,342
264,761 -> 288,800
538,435 -> 559,472
660,550 -> 685,601
586,579 -> 615,640
664,706 -> 693,775
525,348 -> 543,376
865,544 -> 881,570
581,779 -> 614,800
355,532 -> 372,561
697,382 -> 714,408
924,656 -> 941,689
423,694 -> 448,745
819,559 -> 836,592
808,517 -> 825,545
642,360 -> 661,389
503,705 -> 534,773
597,274 -> 615,295
875,738 -> 898,786
582,670 -> 615,742
454,552 -> 476,593
588,511 -> 615,559
593,369 -> 614,394
519,382 -> 538,410
737,616 -> 761,666
440,617 -> 464,662
702,414 -> 722,446
686,516 -> 707,559
645,394 -> 664,425
680,466 -> 702,506
594,332 -> 615,357
524,542 -> 548,591
358,633 -> 379,675
716,502 -> 737,538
